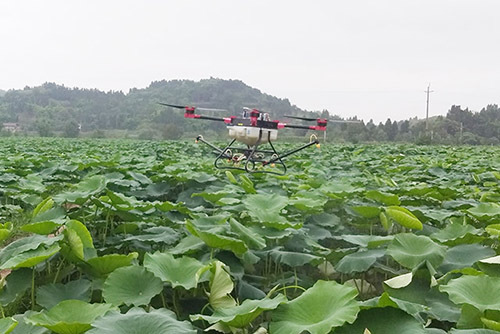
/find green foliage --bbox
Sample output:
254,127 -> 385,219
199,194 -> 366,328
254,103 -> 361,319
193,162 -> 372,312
0,138 -> 499,333
1,80 -> 497,143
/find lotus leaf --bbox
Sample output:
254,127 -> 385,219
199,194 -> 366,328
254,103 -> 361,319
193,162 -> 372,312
467,203 -> 500,220
103,265 -> 163,306
85,252 -> 138,277
143,252 -> 204,289
269,280 -> 359,334
365,190 -> 400,206
335,307 -> 426,334
242,193 -> 288,224
26,300 -> 115,334
335,249 -> 386,274
438,244 -> 495,273
36,279 -> 92,309
21,221 -> 61,235
0,243 -> 60,270
440,275 -> 500,312
385,206 -> 423,230
191,294 -> 286,328
387,233 -> 446,269
87,307 -> 196,334
0,317 -> 17,334
207,261 -> 236,309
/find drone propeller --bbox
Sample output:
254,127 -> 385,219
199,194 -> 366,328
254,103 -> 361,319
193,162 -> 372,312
158,102 -> 187,109
284,115 -> 362,124
158,102 -> 227,112
284,115 -> 316,121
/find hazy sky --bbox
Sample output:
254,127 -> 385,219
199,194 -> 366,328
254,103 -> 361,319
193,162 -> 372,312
1,0 -> 499,123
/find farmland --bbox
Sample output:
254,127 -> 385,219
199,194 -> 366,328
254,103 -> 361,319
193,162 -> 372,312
0,137 -> 499,334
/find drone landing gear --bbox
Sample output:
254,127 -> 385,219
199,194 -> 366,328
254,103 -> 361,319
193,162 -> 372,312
195,133 -> 319,175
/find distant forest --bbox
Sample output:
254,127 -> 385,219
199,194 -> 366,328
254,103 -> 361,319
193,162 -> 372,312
0,78 -> 498,145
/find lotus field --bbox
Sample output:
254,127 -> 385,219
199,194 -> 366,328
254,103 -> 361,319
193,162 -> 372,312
0,137 -> 500,334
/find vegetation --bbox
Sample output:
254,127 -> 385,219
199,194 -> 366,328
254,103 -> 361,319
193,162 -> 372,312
0,79 -> 498,144
0,137 -> 499,333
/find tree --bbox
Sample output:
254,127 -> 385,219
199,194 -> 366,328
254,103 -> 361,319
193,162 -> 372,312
162,123 -> 183,140
36,119 -> 53,137
63,120 -> 80,138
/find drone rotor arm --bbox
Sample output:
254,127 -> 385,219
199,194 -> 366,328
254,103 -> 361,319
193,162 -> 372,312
280,123 -> 326,131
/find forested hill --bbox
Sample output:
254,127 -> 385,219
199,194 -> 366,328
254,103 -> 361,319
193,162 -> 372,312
0,78 -> 304,136
0,78 -> 499,144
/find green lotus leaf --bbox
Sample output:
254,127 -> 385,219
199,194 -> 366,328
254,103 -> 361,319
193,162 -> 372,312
11,311 -> 50,334
269,280 -> 359,334
0,317 -> 17,334
169,235 -> 206,255
32,207 -> 66,224
485,224 -> 500,236
87,307 -> 196,334
103,266 -> 163,306
289,196 -> 327,213
186,221 -> 248,255
0,235 -> 61,268
191,294 -> 286,328
32,198 -> 54,219
242,193 -> 288,224
335,249 -> 386,274
36,279 -> 92,309
341,235 -> 393,248
207,261 -> 236,309
228,218 -> 266,250
457,303 -> 484,329
143,252 -> 204,290
467,203 -> 500,220
21,221 -> 61,235
438,244 -> 495,273
431,222 -> 481,244
450,329 -> 500,334
0,243 -> 60,270
379,211 -> 392,230
349,206 -> 381,219
191,190 -> 229,204
124,226 -> 179,244
365,190 -> 400,206
387,233 -> 446,269
481,317 -> 500,331
225,171 -> 238,184
26,300 -> 115,334
61,228 -> 84,262
0,268 -> 32,307
335,307 -> 426,334
385,206 -> 423,230
85,252 -> 138,277
269,248 -> 323,267
66,220 -> 93,249
478,255 -> 500,276
321,182 -> 362,196
127,171 -> 152,185
0,223 -> 13,244
53,175 -> 107,204
440,275 -> 500,312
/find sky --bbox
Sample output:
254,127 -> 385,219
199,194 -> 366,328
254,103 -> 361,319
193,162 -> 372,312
0,0 -> 499,123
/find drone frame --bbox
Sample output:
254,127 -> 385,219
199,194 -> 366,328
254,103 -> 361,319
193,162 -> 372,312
157,102 -> 357,175
195,131 -> 320,176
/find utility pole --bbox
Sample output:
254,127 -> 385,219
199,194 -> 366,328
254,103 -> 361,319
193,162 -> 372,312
425,84 -> 434,131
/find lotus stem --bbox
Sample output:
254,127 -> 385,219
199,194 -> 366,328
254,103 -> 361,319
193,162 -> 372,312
31,268 -> 36,310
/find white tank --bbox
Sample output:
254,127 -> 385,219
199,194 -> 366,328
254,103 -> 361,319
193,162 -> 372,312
228,126 -> 278,146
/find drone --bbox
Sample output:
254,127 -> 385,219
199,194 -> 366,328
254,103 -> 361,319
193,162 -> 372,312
159,103 -> 359,175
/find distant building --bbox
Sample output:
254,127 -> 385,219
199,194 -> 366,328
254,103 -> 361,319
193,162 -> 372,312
2,123 -> 21,132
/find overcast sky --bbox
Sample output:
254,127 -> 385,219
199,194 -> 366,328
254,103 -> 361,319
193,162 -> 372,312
1,0 -> 498,123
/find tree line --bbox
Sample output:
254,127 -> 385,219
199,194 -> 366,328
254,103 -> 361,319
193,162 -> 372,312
0,79 -> 498,144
